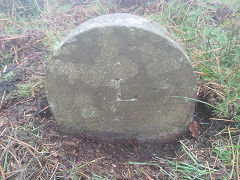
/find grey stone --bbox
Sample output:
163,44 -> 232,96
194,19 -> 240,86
45,13 -> 197,142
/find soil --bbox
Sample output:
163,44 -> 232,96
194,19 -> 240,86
0,55 -> 215,179
0,1 -> 236,179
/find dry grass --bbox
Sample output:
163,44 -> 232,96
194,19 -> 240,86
0,0 -> 239,179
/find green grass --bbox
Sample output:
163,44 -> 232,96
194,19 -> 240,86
170,144 -> 218,180
16,81 -> 42,98
0,0 -> 41,16
0,0 -> 239,179
1,71 -> 15,81
128,141 -> 219,180
42,30 -> 61,51
149,0 -> 239,179
91,173 -> 107,180
54,157 -> 105,179
151,0 -> 240,124
1,151 -> 8,180
127,161 -> 175,179
213,128 -> 240,179
1,53 -> 14,68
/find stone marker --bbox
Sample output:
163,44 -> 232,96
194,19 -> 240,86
46,13 -> 196,142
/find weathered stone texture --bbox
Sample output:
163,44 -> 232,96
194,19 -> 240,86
46,13 -> 196,142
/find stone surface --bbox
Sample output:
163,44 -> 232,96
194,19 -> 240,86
45,13 -> 197,142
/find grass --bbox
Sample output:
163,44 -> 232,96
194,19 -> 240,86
1,71 -> 15,81
1,151 -> 8,180
0,0 -> 239,179
16,80 -> 43,98
151,0 -> 240,124
128,161 -> 175,179
55,157 -> 105,179
128,140 -> 219,180
150,1 -> 239,178
212,128 -> 240,179
170,142 -> 218,180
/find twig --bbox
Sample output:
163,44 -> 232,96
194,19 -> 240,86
13,97 -> 33,106
213,154 -> 219,169
167,17 -> 177,26
3,65 -> 7,73
210,82 -> 227,89
0,35 -> 26,41
7,136 -> 41,154
195,47 -> 222,55
0,128 -> 6,137
35,163 -> 47,179
76,170 -> 91,179
13,46 -> 19,65
26,147 -> 42,168
140,169 -> 154,180
6,149 -> 20,168
0,164 -> 5,180
0,90 -> 6,110
215,55 -> 221,74
128,167 -> 132,179
49,162 -> 59,180
0,144 -> 20,168
37,105 -> 50,115
210,118 -> 234,122
206,161 -> 212,180
203,84 -> 224,98
180,141 -> 198,162
5,170 -> 25,180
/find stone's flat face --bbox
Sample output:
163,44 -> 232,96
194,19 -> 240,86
46,13 -> 197,142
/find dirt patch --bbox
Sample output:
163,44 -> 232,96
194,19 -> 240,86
0,79 -> 216,179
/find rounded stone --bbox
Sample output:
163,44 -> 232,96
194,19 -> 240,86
46,13 -> 197,142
